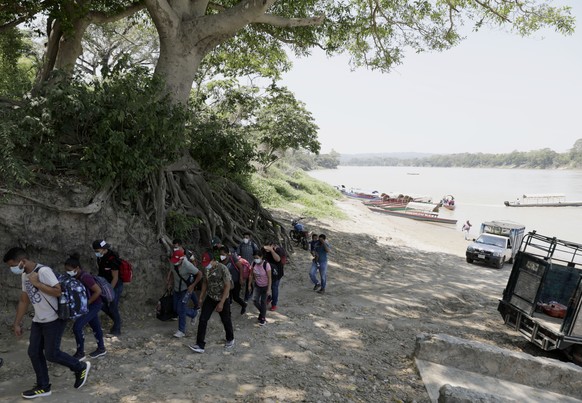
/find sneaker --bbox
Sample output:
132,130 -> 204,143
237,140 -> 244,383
73,351 -> 86,361
259,319 -> 266,326
313,283 -> 321,291
188,344 -> 205,354
317,288 -> 325,294
224,339 -> 235,349
74,361 -> 91,389
88,348 -> 107,359
22,384 -> 51,399
105,332 -> 120,338
240,305 -> 247,315
173,330 -> 186,338
269,305 -> 277,311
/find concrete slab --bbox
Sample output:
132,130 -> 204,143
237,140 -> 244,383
414,333 -> 582,403
416,359 -> 582,403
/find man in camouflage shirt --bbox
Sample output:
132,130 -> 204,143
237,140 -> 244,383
189,252 -> 234,353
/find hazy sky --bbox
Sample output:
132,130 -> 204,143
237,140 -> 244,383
281,2 -> 582,155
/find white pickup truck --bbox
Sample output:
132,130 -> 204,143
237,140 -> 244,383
465,221 -> 525,269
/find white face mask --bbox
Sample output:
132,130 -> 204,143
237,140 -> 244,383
67,270 -> 77,277
243,238 -> 249,244
173,247 -> 180,251
254,258 -> 261,264
11,265 -> 24,275
205,263 -> 213,270
95,252 -> 103,258
219,255 -> 227,261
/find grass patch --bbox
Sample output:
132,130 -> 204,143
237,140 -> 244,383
242,163 -> 345,219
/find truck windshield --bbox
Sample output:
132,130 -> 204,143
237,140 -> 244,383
476,235 -> 506,248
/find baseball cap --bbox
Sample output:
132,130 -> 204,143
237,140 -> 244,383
170,249 -> 185,264
201,252 -> 212,268
92,239 -> 111,250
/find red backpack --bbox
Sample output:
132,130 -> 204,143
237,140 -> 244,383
238,257 -> 252,281
119,259 -> 133,283
230,256 -> 252,281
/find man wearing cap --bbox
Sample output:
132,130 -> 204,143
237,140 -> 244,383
168,249 -> 202,338
189,252 -> 234,353
92,239 -> 123,336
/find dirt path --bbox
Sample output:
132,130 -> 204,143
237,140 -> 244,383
0,199 -> 556,402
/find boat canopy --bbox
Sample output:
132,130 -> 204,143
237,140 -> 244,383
521,194 -> 565,199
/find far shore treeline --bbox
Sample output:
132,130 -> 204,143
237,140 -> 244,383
305,139 -> 582,170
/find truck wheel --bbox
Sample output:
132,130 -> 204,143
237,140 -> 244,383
497,257 -> 506,269
466,257 -> 473,264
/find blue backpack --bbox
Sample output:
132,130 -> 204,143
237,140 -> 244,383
35,267 -> 89,320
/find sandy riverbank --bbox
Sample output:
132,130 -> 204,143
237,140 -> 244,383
0,197 -> 560,402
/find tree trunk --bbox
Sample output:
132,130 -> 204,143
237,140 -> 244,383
154,38 -> 205,105
55,19 -> 90,74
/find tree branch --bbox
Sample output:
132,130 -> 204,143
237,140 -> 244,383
0,185 -> 113,215
144,0 -> 180,37
254,13 -> 325,28
89,1 -> 146,24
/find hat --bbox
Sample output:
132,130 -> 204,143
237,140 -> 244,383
170,249 -> 185,264
201,252 -> 212,268
211,236 -> 222,247
92,239 -> 111,250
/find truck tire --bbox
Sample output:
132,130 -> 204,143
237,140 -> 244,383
466,257 -> 473,264
496,256 -> 505,270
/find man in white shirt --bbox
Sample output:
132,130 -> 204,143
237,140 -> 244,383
4,247 -> 91,399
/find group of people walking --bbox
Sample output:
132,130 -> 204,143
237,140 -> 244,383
2,230 -> 331,399
167,234 -> 289,353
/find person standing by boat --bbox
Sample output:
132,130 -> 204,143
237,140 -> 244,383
462,220 -> 472,240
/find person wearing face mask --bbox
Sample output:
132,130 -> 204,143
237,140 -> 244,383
3,247 -> 91,399
92,239 -> 122,337
65,253 -> 106,361
188,252 -> 234,354
248,250 -> 272,326
263,240 -> 287,312
218,246 -> 248,315
172,239 -> 196,265
168,249 -> 202,338
236,232 -> 259,301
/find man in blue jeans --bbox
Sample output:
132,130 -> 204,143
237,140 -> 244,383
310,234 -> 331,294
4,247 -> 90,399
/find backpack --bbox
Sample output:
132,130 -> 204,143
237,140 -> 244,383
93,275 -> 115,302
238,257 -> 252,281
119,259 -> 133,283
230,256 -> 252,281
35,267 -> 89,320
57,273 -> 89,320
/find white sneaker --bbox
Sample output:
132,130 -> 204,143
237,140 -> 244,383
188,344 -> 204,354
224,339 -> 235,349
173,330 -> 185,338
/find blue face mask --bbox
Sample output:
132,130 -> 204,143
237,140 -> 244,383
95,252 -> 103,258
11,265 -> 24,275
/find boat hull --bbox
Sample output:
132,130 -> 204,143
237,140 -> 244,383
368,207 -> 457,224
504,201 -> 582,207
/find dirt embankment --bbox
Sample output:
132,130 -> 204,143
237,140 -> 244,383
0,198 -> 560,402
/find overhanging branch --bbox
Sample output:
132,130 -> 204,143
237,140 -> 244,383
254,13 -> 325,28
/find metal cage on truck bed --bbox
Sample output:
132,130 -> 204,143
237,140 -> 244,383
498,232 -> 582,351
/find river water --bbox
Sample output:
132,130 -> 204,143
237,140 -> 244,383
308,166 -> 582,243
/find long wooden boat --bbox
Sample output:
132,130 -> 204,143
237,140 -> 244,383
337,186 -> 381,201
504,194 -> 582,207
368,202 -> 457,224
